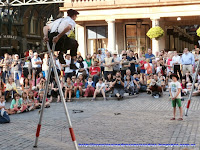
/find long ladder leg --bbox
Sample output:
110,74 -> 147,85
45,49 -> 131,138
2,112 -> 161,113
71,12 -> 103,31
185,59 -> 200,116
48,42 -> 79,150
33,47 -> 53,147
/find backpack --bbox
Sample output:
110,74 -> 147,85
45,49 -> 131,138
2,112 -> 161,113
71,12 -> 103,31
146,63 -> 152,74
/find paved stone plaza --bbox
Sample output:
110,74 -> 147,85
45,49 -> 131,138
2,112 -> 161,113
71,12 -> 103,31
1,93 -> 200,150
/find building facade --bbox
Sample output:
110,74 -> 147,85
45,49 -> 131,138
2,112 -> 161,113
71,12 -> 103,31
0,4 -> 61,57
61,0 -> 200,58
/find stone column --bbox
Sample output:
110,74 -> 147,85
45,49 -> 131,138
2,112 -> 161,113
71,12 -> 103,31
76,24 -> 86,59
106,19 -> 116,52
151,17 -> 160,55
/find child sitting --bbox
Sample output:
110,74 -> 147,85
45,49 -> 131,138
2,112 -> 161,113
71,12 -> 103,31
64,77 -> 73,102
10,93 -> 27,114
36,90 -> 50,109
74,78 -> 83,97
91,78 -> 106,101
84,77 -> 95,97
21,92 -> 34,111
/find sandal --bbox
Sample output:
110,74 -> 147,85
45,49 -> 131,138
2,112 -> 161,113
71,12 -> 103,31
170,118 -> 176,120
177,118 -> 183,121
67,99 -> 71,102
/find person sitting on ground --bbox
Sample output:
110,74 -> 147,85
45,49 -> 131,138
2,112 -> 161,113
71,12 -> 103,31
169,73 -> 183,121
36,72 -> 44,85
133,74 -> 140,94
10,93 -> 26,114
182,71 -> 193,84
63,53 -> 74,80
22,78 -> 32,95
78,74 -> 86,92
5,77 -> 17,101
91,78 -> 106,101
21,92 -> 34,112
149,79 -> 163,98
50,77 -> 61,102
74,78 -> 83,97
0,95 -> 10,123
28,90 -> 40,109
89,60 -> 101,86
71,76 -> 76,84
36,90 -> 50,109
105,73 -> 114,93
84,77 -> 95,97
75,56 -> 88,79
112,72 -> 125,100
124,75 -> 135,95
64,77 -> 73,102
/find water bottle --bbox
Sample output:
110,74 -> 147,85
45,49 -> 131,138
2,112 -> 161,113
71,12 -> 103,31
76,90 -> 80,98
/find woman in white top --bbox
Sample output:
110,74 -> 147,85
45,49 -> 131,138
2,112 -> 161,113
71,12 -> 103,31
42,53 -> 49,80
75,56 -> 88,79
91,78 -> 106,101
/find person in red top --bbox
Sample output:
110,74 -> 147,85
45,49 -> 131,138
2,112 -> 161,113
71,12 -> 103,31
139,55 -> 146,74
89,60 -> 101,86
74,78 -> 83,97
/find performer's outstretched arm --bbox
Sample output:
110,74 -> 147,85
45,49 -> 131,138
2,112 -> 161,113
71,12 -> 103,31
53,25 -> 72,43
43,26 -> 50,42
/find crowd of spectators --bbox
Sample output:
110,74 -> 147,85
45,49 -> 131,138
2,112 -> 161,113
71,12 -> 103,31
0,45 -> 200,117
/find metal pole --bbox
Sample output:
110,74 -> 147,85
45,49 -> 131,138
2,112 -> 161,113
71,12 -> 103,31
33,44 -> 53,148
47,43 -> 79,150
185,59 -> 200,116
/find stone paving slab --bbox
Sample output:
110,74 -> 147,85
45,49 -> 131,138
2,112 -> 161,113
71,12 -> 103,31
0,93 -> 199,150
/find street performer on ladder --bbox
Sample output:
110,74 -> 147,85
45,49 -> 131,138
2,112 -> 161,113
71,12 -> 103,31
43,9 -> 79,69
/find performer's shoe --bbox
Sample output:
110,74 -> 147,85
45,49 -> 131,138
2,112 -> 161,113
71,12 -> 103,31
58,52 -> 66,64
70,64 -> 78,70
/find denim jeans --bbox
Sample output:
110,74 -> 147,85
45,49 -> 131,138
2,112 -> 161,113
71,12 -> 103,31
0,110 -> 10,124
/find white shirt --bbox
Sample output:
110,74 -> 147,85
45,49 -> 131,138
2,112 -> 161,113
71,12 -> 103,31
49,17 -> 76,36
75,61 -> 88,75
96,82 -> 105,91
64,59 -> 73,73
172,55 -> 181,65
31,57 -> 42,68
0,101 -> 5,107
56,59 -> 61,70
169,81 -> 182,99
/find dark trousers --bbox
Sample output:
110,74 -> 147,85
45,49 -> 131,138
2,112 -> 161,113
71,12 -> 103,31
93,75 -> 100,86
5,90 -> 17,100
49,33 -> 78,57
0,111 -> 10,124
174,65 -> 182,80
2,71 -> 9,83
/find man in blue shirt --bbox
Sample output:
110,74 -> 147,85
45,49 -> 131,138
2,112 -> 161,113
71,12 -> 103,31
181,48 -> 195,76
145,48 -> 155,63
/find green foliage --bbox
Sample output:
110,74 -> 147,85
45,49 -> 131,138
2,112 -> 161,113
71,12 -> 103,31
146,26 -> 164,39
196,27 -> 200,37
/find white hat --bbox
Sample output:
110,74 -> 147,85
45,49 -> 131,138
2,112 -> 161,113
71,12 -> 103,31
15,54 -> 19,57
113,51 -> 118,55
34,52 -> 38,55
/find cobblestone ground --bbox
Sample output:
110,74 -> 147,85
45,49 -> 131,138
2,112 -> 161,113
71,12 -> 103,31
1,92 -> 199,150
